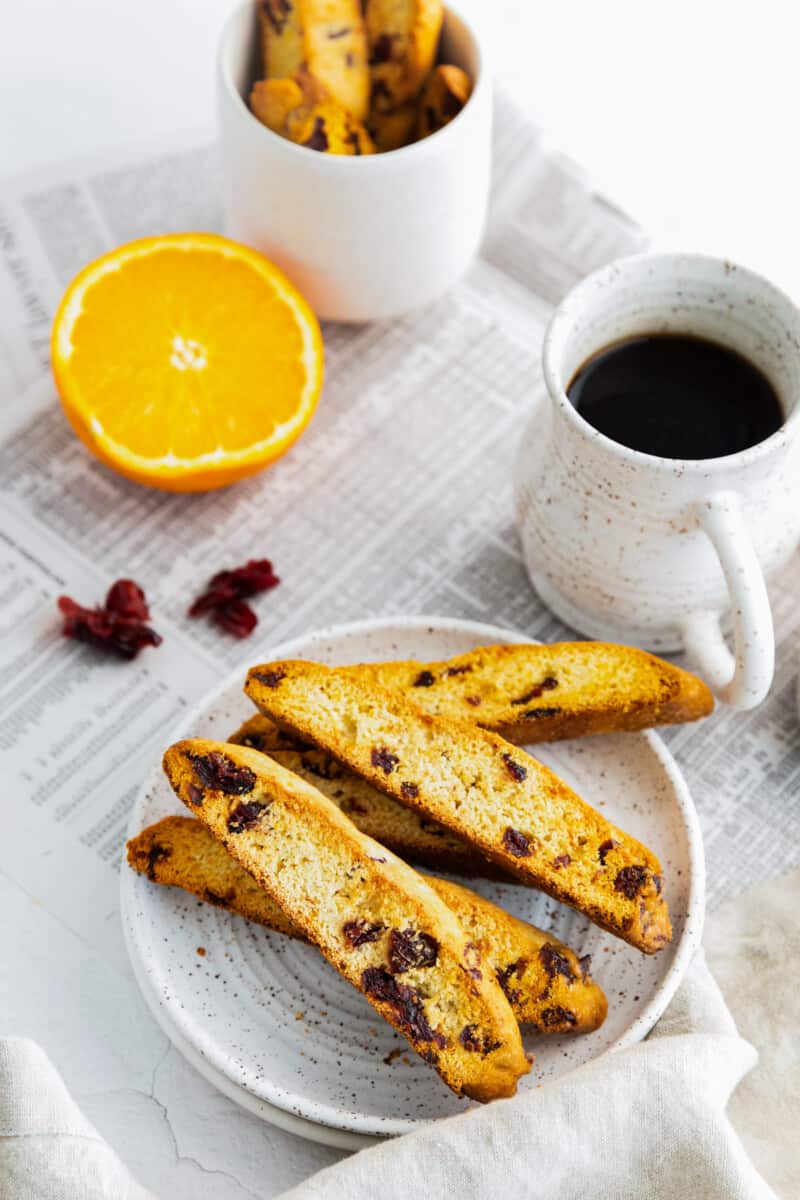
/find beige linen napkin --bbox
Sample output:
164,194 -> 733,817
2,871 -> 797,1200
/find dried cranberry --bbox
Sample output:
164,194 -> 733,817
459,1025 -> 501,1055
253,669 -> 286,688
540,1006 -> 577,1028
371,747 -> 399,774
597,838 -> 617,865
187,784 -> 204,807
369,32 -> 394,63
190,752 -> 256,795
496,958 -> 526,1004
444,665 -> 473,677
343,920 -> 384,947
58,580 -> 161,661
400,781 -> 419,799
105,580 -> 149,620
553,854 -> 571,869
464,695 -> 482,707
226,801 -> 267,833
511,677 -> 559,706
303,117 -> 329,152
614,865 -> 648,899
413,670 -> 435,687
213,600 -> 257,638
522,707 -> 561,719
502,827 -> 532,857
188,559 -> 279,638
146,843 -> 169,880
539,944 -> 575,983
327,24 -> 351,37
388,929 -> 438,973
300,754 -> 338,780
501,753 -> 527,782
361,969 -> 446,1047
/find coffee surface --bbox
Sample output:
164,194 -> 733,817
567,334 -> 783,459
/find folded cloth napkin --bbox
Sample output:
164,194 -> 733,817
0,1039 -> 155,1200
3,870 -> 798,1200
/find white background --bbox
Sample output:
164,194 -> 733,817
2,0 -> 799,297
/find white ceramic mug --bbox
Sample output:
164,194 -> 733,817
514,253 -> 800,709
216,0 -> 491,322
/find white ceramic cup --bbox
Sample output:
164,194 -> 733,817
216,0 -> 491,322
514,253 -> 800,709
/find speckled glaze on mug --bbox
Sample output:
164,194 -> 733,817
514,253 -> 800,709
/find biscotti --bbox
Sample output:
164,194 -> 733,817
365,0 -> 443,112
163,739 -> 531,1100
251,71 -> 375,155
415,64 -> 472,139
230,726 -> 507,879
245,662 -> 672,953
128,816 -> 608,1035
234,641 -> 712,750
259,0 -> 369,120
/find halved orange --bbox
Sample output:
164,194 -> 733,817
51,233 -> 324,491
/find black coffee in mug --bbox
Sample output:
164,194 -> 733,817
567,333 -> 783,459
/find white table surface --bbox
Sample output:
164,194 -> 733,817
2,3 -> 797,1196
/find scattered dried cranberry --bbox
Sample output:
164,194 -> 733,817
511,677 -> 559,706
400,781 -> 419,799
502,827 -> 532,857
300,754 -> 338,780
188,559 -> 279,639
496,958 -> 526,1004
540,1006 -> 577,1028
369,32 -> 394,63
343,919 -> 384,947
539,944 -> 575,983
253,669 -> 286,688
464,695 -> 482,707
190,752 -> 256,795
614,865 -> 648,899
459,1025 -> 501,1055
501,753 -> 527,783
522,707 -> 561,720
413,670 -> 435,687
303,117 -> 329,152
444,665 -> 473,677
371,746 -> 399,774
553,854 -> 571,869
186,784 -> 204,807
146,844 -> 169,880
58,579 -> 161,661
597,838 -> 617,865
388,928 -> 438,973
226,800 -> 267,833
361,969 -> 446,1047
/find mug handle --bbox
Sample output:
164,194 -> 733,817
680,492 -> 774,709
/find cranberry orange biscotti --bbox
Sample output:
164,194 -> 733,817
234,641 -> 712,750
245,663 -> 672,954
229,724 -> 507,880
162,740 -> 531,1100
127,816 -> 607,1035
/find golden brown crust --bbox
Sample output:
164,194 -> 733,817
415,64 -> 472,138
259,0 -> 370,120
162,740 -> 531,1101
365,0 -> 443,112
250,71 -> 375,155
127,816 -> 607,1035
245,661 -> 673,954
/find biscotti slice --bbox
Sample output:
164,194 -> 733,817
365,0 -> 443,112
163,740 -> 531,1100
344,642 -> 713,742
259,0 -> 369,120
128,816 -> 608,1035
229,727 -> 507,879
236,641 -> 712,749
415,64 -> 472,139
245,662 -> 672,953
251,71 -> 375,155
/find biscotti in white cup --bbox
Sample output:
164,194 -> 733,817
217,1 -> 491,321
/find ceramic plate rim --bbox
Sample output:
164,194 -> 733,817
122,614 -> 705,1141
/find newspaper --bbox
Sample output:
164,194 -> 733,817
2,90 -> 800,1196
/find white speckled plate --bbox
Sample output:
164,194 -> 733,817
122,617 -> 704,1149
